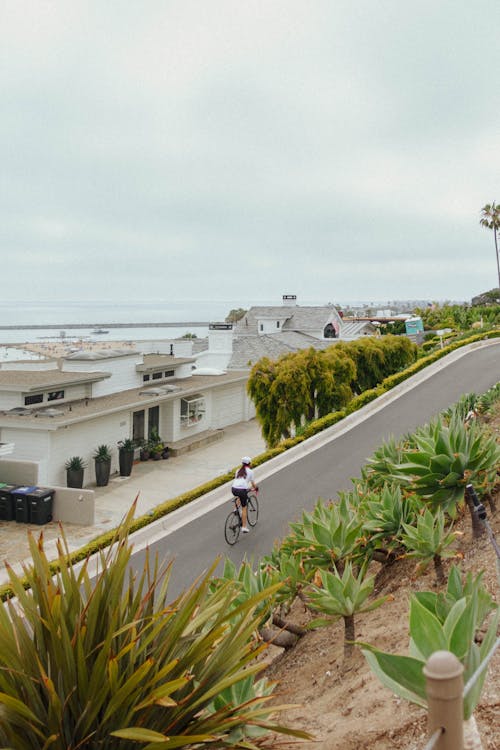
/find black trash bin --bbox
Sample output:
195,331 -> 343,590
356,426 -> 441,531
11,486 -> 37,523
0,484 -> 18,521
28,487 -> 54,525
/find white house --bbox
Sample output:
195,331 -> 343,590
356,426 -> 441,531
0,345 -> 253,488
0,296 -> 380,488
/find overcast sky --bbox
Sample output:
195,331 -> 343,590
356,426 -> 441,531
1,1 -> 499,306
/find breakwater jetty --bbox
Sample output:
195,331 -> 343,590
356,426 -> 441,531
0,322 -> 209,330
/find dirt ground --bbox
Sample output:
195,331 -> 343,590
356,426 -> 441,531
263,409 -> 500,750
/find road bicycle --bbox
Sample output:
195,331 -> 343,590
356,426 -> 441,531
224,490 -> 259,545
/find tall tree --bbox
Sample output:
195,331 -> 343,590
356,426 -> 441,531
479,202 -> 500,291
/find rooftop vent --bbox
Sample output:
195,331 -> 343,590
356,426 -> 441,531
38,408 -> 65,417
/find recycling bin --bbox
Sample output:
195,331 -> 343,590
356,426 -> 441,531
28,487 -> 54,525
11,486 -> 38,523
0,484 -> 18,521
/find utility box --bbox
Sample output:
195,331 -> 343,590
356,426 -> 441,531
28,488 -> 54,526
0,484 -> 18,521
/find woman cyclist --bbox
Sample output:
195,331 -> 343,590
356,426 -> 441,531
231,456 -> 258,532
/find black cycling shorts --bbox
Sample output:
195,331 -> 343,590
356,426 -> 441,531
232,487 -> 248,506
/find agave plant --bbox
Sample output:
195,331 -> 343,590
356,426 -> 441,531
361,436 -> 405,489
441,392 -> 478,423
281,496 -> 366,573
412,564 -> 497,631
385,416 -> 500,518
0,508 -> 309,749
357,483 -> 420,558
361,575 -> 500,750
475,381 -> 500,414
210,557 -> 281,630
400,507 -> 458,584
307,561 -> 389,663
261,545 -> 313,608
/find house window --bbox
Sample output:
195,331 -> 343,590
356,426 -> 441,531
323,323 -> 337,339
260,323 -> 263,331
48,390 -> 64,401
143,374 -> 150,382
25,393 -> 43,405
148,406 -> 159,437
180,395 -> 205,427
277,321 -> 280,328
133,410 -> 145,442
152,372 -> 162,380
164,369 -> 174,378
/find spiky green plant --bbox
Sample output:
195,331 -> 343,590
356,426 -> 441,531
282,496 -> 366,573
0,511 -> 309,749
400,508 -> 458,584
476,381 -> 500,414
412,564 -> 497,631
361,575 -> 500,747
357,483 -> 420,557
441,392 -> 478,423
261,546 -> 313,608
385,416 -> 500,517
307,562 -> 389,662
210,558 -> 281,629
361,436 -> 405,489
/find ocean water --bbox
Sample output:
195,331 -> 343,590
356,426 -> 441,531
0,297 -> 379,345
0,300 -> 234,344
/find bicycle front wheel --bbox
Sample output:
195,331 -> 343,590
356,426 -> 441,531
247,493 -> 259,527
224,510 -> 241,545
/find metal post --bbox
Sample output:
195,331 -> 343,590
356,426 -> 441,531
423,651 -> 464,750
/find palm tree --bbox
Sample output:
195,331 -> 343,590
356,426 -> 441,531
479,202 -> 500,291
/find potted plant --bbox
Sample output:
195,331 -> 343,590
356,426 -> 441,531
93,444 -> 112,487
151,442 -> 164,461
117,438 -> 135,477
65,456 -> 86,489
138,438 -> 151,461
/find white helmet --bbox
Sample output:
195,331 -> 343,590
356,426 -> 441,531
242,456 -> 251,465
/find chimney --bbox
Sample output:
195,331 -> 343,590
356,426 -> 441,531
282,294 -> 297,306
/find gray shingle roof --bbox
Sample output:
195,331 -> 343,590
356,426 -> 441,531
228,332 -> 334,369
234,305 -> 341,335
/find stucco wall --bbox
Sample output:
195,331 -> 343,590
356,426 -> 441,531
0,392 -> 23,410
49,412 -> 129,487
211,383 -> 247,428
63,354 -> 142,397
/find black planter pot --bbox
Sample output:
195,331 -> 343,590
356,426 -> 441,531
95,459 -> 111,487
67,468 -> 84,489
119,449 -> 134,477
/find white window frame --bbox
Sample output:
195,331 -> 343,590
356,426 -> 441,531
180,394 -> 205,427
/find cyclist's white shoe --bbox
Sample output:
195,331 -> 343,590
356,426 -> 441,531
241,526 -> 250,533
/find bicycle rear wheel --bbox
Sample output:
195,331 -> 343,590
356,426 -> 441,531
247,493 -> 259,527
224,510 -> 241,545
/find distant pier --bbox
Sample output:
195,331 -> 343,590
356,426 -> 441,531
0,322 -> 210,330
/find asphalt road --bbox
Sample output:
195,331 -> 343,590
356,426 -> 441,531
135,343 -> 500,597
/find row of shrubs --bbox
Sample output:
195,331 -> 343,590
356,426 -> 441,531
247,334 -> 418,446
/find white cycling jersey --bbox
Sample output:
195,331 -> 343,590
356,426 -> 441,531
232,466 -> 255,490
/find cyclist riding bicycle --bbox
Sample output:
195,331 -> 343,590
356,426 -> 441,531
231,456 -> 258,533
